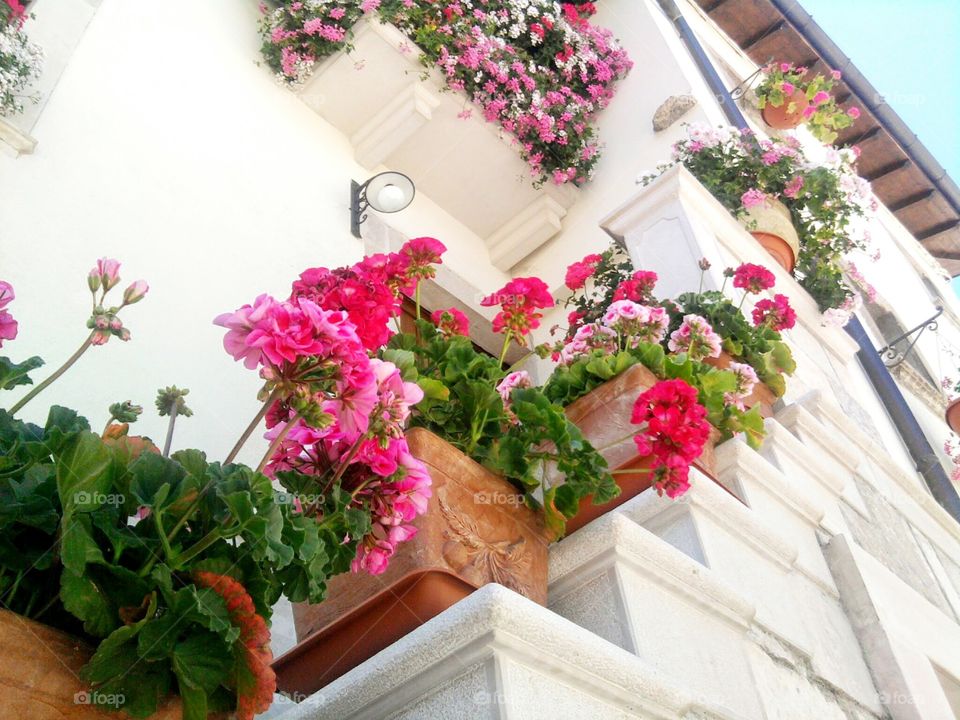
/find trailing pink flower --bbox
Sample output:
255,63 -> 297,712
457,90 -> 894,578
732,263 -> 776,294
668,314 -> 722,361
783,175 -> 804,198
752,293 -> 797,331
812,90 -> 830,106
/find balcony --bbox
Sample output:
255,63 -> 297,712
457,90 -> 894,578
600,164 -> 860,388
296,18 -> 580,271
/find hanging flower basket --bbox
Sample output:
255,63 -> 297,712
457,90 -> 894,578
739,197 -> 801,274
274,427 -> 550,700
761,87 -> 810,130
559,364 -> 722,534
946,398 -> 960,434
0,609 -> 189,719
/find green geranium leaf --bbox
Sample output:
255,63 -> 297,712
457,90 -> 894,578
0,355 -> 44,390
56,431 -> 114,516
61,569 -> 118,638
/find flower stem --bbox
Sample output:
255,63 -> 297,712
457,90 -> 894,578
171,525 -> 223,570
498,333 -> 513,366
415,282 -> 422,321
255,411 -> 301,474
224,387 -> 283,465
162,410 -> 178,457
9,333 -> 94,416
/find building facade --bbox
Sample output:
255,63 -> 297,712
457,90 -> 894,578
2,0 -> 960,718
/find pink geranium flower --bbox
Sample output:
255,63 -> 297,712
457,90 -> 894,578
431,307 -> 470,336
752,293 -> 797,331
741,189 -> 767,209
564,253 -> 602,290
667,314 -> 722,361
481,277 -> 554,337
732,263 -> 776,294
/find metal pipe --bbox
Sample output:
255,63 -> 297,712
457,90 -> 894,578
846,317 -> 960,519
654,0 -> 750,129
654,0 -> 960,520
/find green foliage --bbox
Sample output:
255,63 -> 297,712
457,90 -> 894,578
0,387 -> 358,716
672,290 -> 795,396
388,321 -> 615,534
0,355 -> 43,390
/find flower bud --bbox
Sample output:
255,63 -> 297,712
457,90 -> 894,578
91,330 -> 111,346
109,316 -> 122,331
118,327 -> 131,342
95,315 -> 109,330
95,258 -> 121,291
698,258 -> 712,271
123,280 -> 149,305
87,269 -> 101,293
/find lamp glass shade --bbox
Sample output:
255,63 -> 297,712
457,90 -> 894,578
366,172 -> 415,214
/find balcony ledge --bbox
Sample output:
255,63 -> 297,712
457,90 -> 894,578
297,19 -> 580,271
599,165 -> 860,367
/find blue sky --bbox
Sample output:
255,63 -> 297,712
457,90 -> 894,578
797,0 -> 960,290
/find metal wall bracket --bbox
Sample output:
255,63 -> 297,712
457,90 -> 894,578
878,306 -> 943,368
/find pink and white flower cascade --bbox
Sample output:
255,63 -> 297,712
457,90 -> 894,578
260,1 -> 632,185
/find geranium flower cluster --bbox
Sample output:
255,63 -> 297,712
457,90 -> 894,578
496,370 -> 533,424
0,0 -> 43,117
86,258 -> 149,346
755,61 -> 860,144
431,307 -> 470,336
733,263 -> 776,294
724,361 -> 759,411
631,379 -> 710,498
260,0 -> 632,185
291,236 -> 445,349
557,322 -> 616,364
601,300 -> 668,346
216,285 -> 433,575
0,280 -> 17,347
752,294 -> 797,332
652,123 -> 878,317
668,314 -> 722,361
481,276 -> 554,341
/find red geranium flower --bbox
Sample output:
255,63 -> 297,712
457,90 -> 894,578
732,263 -> 776,294
752,293 -> 796,331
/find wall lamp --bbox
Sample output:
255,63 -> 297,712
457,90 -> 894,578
350,171 -> 416,238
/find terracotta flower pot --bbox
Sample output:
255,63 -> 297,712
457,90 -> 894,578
946,398 -> 960,434
761,88 -> 810,130
704,351 -> 777,418
560,364 -> 724,535
738,197 -> 800,274
275,427 -> 550,699
0,609 -> 185,719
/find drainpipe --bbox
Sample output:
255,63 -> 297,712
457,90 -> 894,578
654,0 -> 960,521
846,318 -> 960,519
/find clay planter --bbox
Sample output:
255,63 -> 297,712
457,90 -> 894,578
561,363 -> 722,535
275,427 -> 549,699
946,398 -> 960,434
738,197 -> 801,273
761,88 -> 810,130
0,609 -> 184,719
704,351 -> 777,418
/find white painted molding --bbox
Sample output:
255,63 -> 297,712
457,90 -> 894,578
350,83 -> 440,169
295,17 -> 580,270
550,513 -> 757,631
714,438 -> 827,528
799,390 -> 960,550
623,476 -> 798,573
281,583 -> 701,720
0,117 -> 37,156
760,418 -> 847,497
486,195 -> 567,271
600,165 -> 859,366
